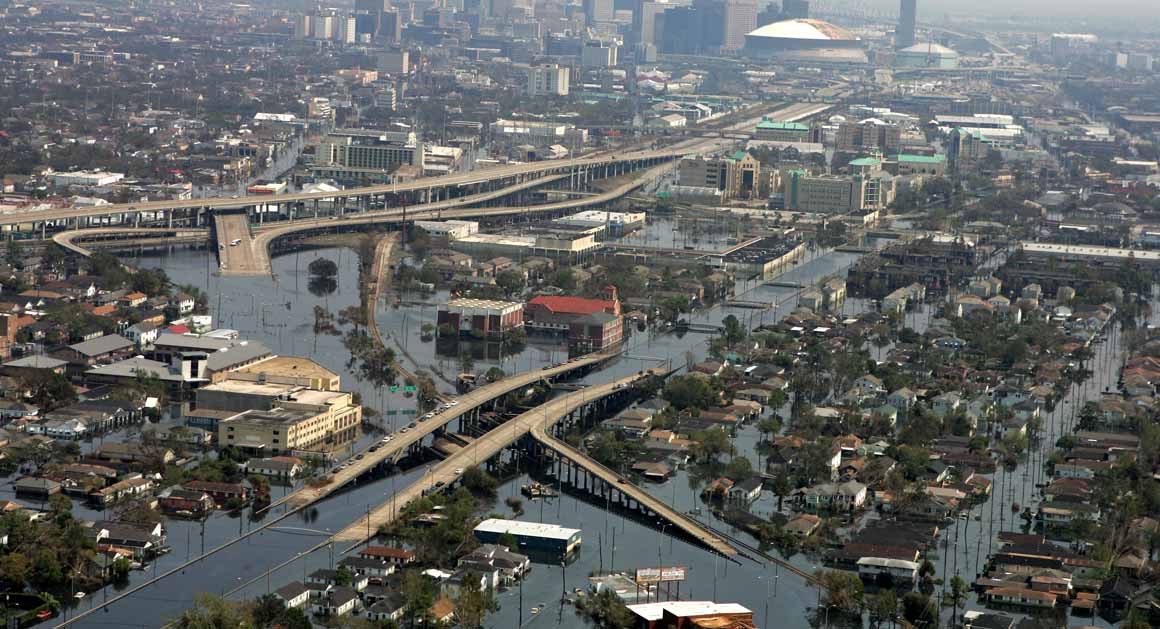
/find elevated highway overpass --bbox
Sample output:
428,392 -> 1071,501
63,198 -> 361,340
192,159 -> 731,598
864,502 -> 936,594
14,101 -> 831,238
266,351 -> 619,513
331,369 -> 739,557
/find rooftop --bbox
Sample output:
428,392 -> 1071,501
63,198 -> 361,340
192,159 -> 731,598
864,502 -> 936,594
474,518 -> 581,541
627,601 -> 753,622
747,18 -> 857,42
232,356 -> 338,382
443,298 -> 525,311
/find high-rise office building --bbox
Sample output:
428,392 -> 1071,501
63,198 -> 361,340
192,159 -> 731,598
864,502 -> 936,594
353,0 -> 389,37
658,7 -> 702,54
897,0 -> 916,50
782,0 -> 808,19
581,39 -> 619,67
583,0 -> 614,24
722,0 -> 757,51
527,64 -> 570,97
632,0 -> 668,46
380,8 -> 402,43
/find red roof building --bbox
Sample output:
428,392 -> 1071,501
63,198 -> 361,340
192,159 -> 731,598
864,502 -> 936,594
526,286 -> 620,332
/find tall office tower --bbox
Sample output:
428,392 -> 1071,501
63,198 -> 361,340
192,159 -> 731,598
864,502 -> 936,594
632,0 -> 668,45
782,0 -> 808,19
693,0 -> 724,50
353,0 -> 388,36
897,0 -> 916,49
527,64 -> 570,97
583,0 -> 614,24
722,0 -> 757,51
658,7 -> 702,54
380,8 -> 402,43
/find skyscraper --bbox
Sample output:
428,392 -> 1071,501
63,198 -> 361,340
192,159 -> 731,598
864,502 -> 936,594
632,0 -> 668,46
583,0 -> 614,24
782,0 -> 808,19
897,0 -> 916,50
722,0 -> 757,51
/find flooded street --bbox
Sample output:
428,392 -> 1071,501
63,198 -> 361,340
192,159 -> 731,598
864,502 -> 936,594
51,222 -> 1064,629
52,230 -> 871,627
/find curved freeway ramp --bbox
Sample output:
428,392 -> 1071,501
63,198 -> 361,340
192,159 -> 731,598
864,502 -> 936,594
1,149 -> 685,228
241,159 -> 678,275
52,227 -> 210,257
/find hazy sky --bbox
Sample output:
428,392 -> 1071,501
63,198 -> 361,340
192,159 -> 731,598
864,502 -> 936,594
862,0 -> 1160,19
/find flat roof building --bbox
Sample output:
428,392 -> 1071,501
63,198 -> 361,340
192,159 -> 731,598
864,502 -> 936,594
217,389 -> 361,456
474,518 -> 582,558
437,299 -> 525,338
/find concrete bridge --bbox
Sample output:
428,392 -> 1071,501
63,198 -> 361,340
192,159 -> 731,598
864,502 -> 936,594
264,351 -> 620,514
3,149 -> 683,239
331,369 -> 739,557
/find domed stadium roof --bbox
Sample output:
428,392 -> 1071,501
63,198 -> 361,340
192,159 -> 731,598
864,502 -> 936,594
746,19 -> 858,42
898,42 -> 959,57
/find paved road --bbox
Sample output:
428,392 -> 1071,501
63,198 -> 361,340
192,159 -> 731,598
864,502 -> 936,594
214,213 -> 258,274
0,151 -> 681,228
330,368 -> 738,555
529,423 -> 738,556
52,227 -> 208,256
268,352 -> 615,513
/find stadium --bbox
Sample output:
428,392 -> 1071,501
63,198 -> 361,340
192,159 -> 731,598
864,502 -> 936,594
744,18 -> 867,64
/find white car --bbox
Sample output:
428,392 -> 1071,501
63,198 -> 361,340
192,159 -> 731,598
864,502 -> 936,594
448,400 -> 459,406
423,412 -> 435,419
454,467 -> 463,475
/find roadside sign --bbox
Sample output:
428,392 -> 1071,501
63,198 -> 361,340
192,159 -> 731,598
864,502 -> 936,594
635,566 -> 687,584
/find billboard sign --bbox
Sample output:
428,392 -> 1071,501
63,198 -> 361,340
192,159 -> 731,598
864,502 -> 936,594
635,566 -> 687,584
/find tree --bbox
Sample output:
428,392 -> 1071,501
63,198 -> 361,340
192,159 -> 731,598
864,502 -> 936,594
453,571 -> 497,628
945,575 -> 969,621
308,257 -> 339,278
173,593 -> 249,628
0,553 -> 30,590
400,569 -> 435,628
462,466 -> 498,497
867,590 -> 897,628
901,592 -> 937,627
30,549 -> 64,591
484,367 -> 505,383
724,456 -> 754,482
656,295 -> 690,322
770,472 -> 792,510
18,370 -> 75,411
720,314 -> 746,345
5,239 -> 23,267
756,416 -> 782,443
251,593 -> 285,627
553,267 -> 577,290
690,428 -> 732,462
495,270 -> 524,296
817,569 -> 864,616
662,375 -> 716,411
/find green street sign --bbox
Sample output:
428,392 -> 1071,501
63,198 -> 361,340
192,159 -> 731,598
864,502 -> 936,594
389,386 -> 399,392
403,386 -> 417,392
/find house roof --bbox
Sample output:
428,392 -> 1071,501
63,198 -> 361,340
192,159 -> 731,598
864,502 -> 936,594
2,355 -> 69,369
275,581 -> 309,601
528,295 -> 614,315
68,334 -> 133,357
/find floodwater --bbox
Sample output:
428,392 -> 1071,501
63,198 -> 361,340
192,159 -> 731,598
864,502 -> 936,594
51,231 -> 902,628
